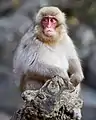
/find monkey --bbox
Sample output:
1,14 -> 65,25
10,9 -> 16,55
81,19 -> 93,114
13,6 -> 84,93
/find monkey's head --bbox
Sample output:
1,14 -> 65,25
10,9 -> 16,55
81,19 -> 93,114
35,6 -> 67,45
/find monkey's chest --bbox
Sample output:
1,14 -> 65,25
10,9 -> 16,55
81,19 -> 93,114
39,49 -> 69,71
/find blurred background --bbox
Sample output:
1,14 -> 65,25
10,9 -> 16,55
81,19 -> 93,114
0,0 -> 96,119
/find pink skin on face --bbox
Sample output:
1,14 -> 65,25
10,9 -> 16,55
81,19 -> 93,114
41,16 -> 58,37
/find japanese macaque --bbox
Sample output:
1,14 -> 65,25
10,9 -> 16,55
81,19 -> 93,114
13,6 -> 84,92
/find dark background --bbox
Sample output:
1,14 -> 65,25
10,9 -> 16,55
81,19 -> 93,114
0,0 -> 96,119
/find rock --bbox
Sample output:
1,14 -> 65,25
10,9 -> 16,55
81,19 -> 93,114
0,112 -> 10,120
40,0 -> 78,9
0,0 -> 14,16
84,48 -> 96,89
81,85 -> 96,120
69,24 -> 96,88
81,84 -> 96,107
0,4 -> 34,116
0,13 -> 33,67
82,106 -> 96,120
16,0 -> 39,19
69,24 -> 96,59
11,76 -> 83,120
0,71 -> 22,115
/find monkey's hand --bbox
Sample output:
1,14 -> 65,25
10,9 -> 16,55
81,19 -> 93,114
54,70 -> 74,90
57,75 -> 74,91
70,73 -> 84,87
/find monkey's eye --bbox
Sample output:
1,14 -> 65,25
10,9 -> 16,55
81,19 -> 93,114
42,17 -> 48,23
50,18 -> 57,24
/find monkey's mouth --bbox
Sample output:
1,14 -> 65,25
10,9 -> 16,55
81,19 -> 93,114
47,30 -> 53,34
44,30 -> 54,37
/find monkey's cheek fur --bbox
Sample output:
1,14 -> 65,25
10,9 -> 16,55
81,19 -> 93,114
70,74 -> 81,87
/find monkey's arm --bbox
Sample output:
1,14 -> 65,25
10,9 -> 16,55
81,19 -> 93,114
29,61 -> 70,82
66,36 -> 84,87
19,60 -> 72,91
68,59 -> 84,86
27,61 -> 73,90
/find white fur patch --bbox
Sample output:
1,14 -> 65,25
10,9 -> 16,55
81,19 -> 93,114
36,6 -> 66,25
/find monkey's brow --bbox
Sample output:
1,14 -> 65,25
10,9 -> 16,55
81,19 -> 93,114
42,13 -> 58,17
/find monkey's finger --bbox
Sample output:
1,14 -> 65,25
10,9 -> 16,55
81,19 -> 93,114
70,74 -> 80,87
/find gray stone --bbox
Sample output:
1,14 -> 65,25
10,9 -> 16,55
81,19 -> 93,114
82,106 -> 96,120
0,112 -> 10,120
70,24 -> 96,59
11,76 -> 83,120
85,49 -> 96,89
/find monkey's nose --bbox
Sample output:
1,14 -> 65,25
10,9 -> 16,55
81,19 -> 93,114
47,20 -> 52,28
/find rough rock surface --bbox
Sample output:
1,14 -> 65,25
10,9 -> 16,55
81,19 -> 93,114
11,76 -> 83,120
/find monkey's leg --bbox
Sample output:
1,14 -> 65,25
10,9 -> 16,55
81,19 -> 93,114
20,73 -> 47,92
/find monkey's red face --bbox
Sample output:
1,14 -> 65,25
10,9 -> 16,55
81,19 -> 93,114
41,16 -> 58,37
